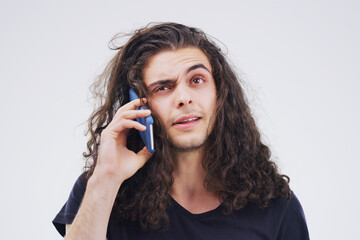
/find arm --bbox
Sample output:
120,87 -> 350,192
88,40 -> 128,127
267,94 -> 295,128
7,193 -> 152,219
66,225 -> 108,240
64,99 -> 153,240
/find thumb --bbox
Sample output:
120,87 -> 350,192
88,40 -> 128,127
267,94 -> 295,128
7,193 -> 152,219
136,146 -> 153,167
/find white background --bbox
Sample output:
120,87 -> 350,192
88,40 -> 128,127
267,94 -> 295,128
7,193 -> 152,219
1,0 -> 359,239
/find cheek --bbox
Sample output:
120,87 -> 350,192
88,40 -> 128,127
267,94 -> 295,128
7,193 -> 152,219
149,100 -> 169,124
206,93 -> 217,129
199,87 -> 217,114
208,99 -> 217,117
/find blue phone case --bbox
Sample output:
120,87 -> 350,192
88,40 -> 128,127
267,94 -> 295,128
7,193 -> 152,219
129,88 -> 155,153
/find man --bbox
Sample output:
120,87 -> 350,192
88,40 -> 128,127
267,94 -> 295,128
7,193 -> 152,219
53,22 -> 309,239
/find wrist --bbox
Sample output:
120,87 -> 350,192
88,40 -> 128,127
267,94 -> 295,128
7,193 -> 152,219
88,169 -> 124,193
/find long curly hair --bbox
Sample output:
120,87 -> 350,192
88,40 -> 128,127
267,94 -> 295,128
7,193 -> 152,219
83,22 -> 290,230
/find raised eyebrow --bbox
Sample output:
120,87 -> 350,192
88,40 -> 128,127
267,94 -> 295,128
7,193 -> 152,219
186,64 -> 210,74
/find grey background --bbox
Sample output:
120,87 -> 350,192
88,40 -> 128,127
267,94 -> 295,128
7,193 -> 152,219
1,0 -> 359,239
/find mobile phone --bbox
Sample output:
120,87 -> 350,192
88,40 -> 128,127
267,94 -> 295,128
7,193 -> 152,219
129,88 -> 155,153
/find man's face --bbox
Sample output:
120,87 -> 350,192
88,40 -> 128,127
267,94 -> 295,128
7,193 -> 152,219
143,47 -> 217,151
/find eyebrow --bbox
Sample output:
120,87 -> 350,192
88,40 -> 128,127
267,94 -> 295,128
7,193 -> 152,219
186,63 -> 210,74
148,64 -> 211,90
148,79 -> 176,90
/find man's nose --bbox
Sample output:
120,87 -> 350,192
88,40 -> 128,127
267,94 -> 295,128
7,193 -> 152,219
175,84 -> 192,108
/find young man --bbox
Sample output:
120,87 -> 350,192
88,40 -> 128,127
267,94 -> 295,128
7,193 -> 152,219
53,23 -> 309,239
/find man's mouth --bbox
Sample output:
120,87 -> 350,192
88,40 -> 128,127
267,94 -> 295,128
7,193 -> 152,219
173,115 -> 201,125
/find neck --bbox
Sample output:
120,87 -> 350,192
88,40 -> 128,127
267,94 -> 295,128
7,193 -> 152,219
170,147 -> 220,213
171,147 -> 206,197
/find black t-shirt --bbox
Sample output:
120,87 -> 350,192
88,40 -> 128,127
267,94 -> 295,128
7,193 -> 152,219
53,172 -> 310,239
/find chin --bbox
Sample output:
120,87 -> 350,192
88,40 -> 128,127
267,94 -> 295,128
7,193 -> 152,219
170,135 -> 207,152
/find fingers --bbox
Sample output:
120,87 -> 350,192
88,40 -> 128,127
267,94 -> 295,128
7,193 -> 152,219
112,98 -> 150,122
101,118 -> 147,147
110,119 -> 147,133
121,98 -> 148,112
122,109 -> 151,120
104,98 -> 151,140
109,109 -> 151,129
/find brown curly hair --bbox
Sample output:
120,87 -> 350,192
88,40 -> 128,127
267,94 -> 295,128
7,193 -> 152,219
83,22 -> 291,230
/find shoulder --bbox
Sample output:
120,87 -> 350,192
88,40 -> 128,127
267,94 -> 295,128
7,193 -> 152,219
74,171 -> 88,190
270,192 -> 310,239
271,191 -> 305,215
241,192 -> 305,218
232,191 -> 309,239
67,171 -> 89,205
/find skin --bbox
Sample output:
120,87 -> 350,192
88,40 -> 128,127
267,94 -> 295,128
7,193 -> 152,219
64,47 -> 219,239
65,99 -> 152,240
144,47 -> 217,151
144,47 -> 220,213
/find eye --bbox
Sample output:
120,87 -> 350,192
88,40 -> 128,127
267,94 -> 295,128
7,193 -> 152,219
192,77 -> 204,84
154,85 -> 170,93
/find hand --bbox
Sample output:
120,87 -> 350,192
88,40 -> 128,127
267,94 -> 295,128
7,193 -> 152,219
93,98 -> 153,185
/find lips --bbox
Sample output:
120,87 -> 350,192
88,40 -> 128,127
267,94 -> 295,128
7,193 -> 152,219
173,115 -> 201,125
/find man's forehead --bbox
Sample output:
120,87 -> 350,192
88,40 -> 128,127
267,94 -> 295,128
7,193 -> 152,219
143,47 -> 212,79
